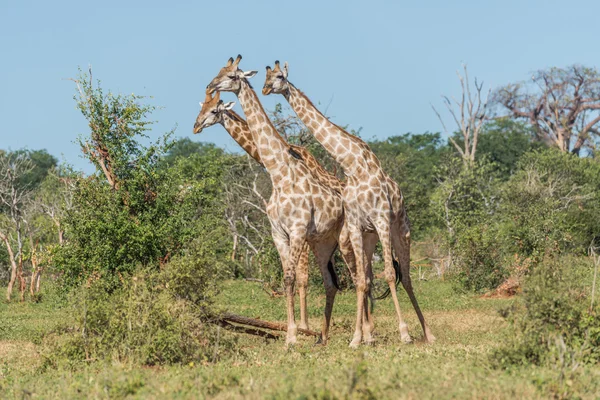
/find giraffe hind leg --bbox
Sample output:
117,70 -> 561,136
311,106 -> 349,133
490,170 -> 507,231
376,222 -> 412,344
392,222 -> 436,343
310,237 -> 340,345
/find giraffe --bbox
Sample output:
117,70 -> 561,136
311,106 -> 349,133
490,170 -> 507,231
193,91 -> 379,341
193,91 -> 343,332
205,55 -> 353,346
263,61 -> 436,346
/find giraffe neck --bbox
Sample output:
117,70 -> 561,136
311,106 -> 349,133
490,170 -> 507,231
221,110 -> 262,166
237,80 -> 291,186
285,83 -> 358,172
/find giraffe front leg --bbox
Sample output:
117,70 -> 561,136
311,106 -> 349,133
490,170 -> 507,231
348,228 -> 367,348
297,243 -> 310,331
283,234 -> 306,347
361,232 -> 379,345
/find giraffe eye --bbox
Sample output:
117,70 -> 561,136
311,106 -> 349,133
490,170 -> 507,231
211,109 -> 218,114
277,75 -> 284,80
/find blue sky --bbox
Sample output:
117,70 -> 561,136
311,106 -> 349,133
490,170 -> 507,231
2,0 -> 599,172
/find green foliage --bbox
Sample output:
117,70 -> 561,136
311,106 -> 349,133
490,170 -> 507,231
44,247 -> 229,367
73,69 -> 164,185
452,223 -> 507,292
495,256 -> 600,369
370,132 -> 451,239
439,148 -> 600,292
162,138 -> 225,166
55,71 -> 231,289
9,149 -> 58,189
500,149 -> 600,262
474,119 -> 542,179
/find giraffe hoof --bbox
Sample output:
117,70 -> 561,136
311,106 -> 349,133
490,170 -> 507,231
401,335 -> 413,344
363,336 -> 375,346
314,336 -> 326,346
349,338 -> 361,349
286,336 -> 298,348
424,334 -> 436,344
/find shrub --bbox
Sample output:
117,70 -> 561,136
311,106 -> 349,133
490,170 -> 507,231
452,223 -> 508,292
500,149 -> 600,264
494,256 -> 600,368
43,239 -> 233,367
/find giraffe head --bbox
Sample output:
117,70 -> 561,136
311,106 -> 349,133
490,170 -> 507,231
193,92 -> 235,134
262,61 -> 290,95
206,55 -> 258,95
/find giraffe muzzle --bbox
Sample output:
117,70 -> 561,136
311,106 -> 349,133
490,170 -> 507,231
193,122 -> 203,134
262,86 -> 272,95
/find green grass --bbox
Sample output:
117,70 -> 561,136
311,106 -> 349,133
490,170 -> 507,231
1,279 -> 599,399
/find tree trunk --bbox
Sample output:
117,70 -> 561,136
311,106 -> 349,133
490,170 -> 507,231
231,234 -> 238,261
1,232 -> 18,302
17,257 -> 26,302
35,269 -> 43,293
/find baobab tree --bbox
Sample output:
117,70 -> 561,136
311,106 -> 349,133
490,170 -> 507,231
494,65 -> 600,155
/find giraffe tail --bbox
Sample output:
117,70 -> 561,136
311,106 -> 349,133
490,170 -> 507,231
373,258 -> 402,300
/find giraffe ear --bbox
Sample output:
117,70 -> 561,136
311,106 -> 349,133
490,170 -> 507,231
242,70 -> 258,79
283,62 -> 289,79
223,101 -> 235,110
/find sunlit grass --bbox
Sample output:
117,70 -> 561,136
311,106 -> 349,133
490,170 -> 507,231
1,279 -> 599,399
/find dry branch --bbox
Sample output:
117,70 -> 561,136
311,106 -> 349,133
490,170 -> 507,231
216,320 -> 280,340
219,312 -> 320,337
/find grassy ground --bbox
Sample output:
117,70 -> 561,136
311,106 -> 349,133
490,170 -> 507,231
1,278 -> 599,399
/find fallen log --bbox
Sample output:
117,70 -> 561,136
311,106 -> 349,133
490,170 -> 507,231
220,312 -> 320,337
216,320 -> 280,340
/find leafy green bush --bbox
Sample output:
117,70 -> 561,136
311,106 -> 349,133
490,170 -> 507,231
452,223 -> 508,292
440,149 -> 600,292
494,256 -> 600,368
55,71 -> 233,290
500,149 -> 600,263
43,238 -> 233,367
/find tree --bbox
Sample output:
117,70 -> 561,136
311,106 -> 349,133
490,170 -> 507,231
0,152 -> 34,301
11,149 -> 57,189
69,67 -> 163,190
494,65 -> 600,155
162,138 -> 224,166
451,119 -> 542,179
369,132 -> 451,239
432,65 -> 491,166
56,69 -> 230,289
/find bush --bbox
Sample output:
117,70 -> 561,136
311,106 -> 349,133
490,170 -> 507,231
494,256 -> 600,368
452,223 -> 508,292
43,239 -> 233,367
500,149 -> 600,263
440,149 -> 600,292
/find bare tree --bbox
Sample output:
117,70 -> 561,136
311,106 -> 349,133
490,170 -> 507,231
432,64 -> 491,166
35,168 -> 77,245
0,153 -> 34,301
223,156 -> 272,275
494,65 -> 600,155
